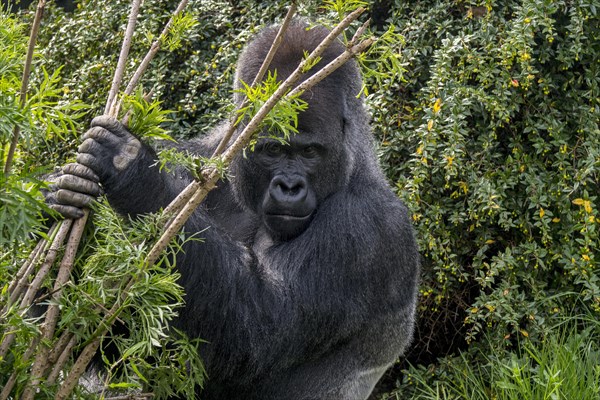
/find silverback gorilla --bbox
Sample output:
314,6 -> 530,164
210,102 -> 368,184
46,19 -> 420,400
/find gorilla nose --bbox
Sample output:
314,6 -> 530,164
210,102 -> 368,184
269,175 -> 308,206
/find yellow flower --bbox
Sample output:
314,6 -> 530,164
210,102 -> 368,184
433,98 -> 442,114
539,208 -> 545,218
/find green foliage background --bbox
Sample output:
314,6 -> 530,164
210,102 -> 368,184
2,0 -> 599,397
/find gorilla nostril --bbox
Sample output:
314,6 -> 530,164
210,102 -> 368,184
270,176 -> 307,203
278,181 -> 303,195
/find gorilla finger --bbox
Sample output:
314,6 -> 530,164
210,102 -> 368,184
76,153 -> 102,174
78,137 -> 108,156
62,163 -> 100,182
91,115 -> 132,138
56,189 -> 96,208
81,126 -> 122,145
50,204 -> 84,220
57,174 -> 102,197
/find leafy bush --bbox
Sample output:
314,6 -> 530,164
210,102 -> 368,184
371,0 -> 600,364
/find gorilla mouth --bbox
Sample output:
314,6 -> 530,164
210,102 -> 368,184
264,212 -> 314,239
266,213 -> 312,221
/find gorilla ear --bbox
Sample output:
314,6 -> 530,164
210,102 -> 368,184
341,116 -> 348,140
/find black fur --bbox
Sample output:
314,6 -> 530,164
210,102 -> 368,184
47,20 -> 420,400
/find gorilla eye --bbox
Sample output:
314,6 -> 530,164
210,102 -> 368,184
262,143 -> 283,157
301,146 -> 318,158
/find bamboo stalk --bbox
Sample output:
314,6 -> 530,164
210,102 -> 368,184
211,1 -> 298,157
22,213 -> 88,400
115,0 -> 190,116
105,0 -> 143,117
3,0 -> 47,177
46,334 -> 77,385
0,219 -> 72,360
0,337 -> 40,400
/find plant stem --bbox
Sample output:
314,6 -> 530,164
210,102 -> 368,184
19,219 -> 73,310
287,38 -> 374,99
22,213 -> 88,399
54,337 -> 101,400
47,334 -> 77,385
212,1 -> 298,157
105,0 -> 143,117
117,0 -> 190,112
0,219 -> 72,360
0,337 -> 40,400
3,0 -> 47,177
3,224 -> 54,315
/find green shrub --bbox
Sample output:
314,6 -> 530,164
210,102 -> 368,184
372,0 -> 600,361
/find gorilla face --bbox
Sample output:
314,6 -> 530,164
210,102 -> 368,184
254,136 -> 321,240
236,93 -> 348,241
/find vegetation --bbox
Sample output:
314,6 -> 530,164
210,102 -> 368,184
1,0 -> 599,398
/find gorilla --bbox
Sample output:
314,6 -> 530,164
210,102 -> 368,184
46,19 -> 420,400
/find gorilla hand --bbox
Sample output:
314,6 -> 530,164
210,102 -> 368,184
44,163 -> 102,219
77,116 -> 143,184
74,115 -> 168,217
45,116 -> 157,219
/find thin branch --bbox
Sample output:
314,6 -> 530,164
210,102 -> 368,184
55,337 -> 101,400
287,38 -> 374,99
349,18 -> 370,47
0,219 -> 72,360
7,224 -> 52,295
105,0 -> 143,117
105,393 -> 154,400
116,0 -> 190,116
4,0 -> 47,176
48,330 -> 75,365
3,224 -> 55,314
56,273 -> 135,399
22,214 -> 88,399
0,337 -> 40,400
211,1 -> 298,157
19,219 -> 73,310
47,334 -> 77,385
